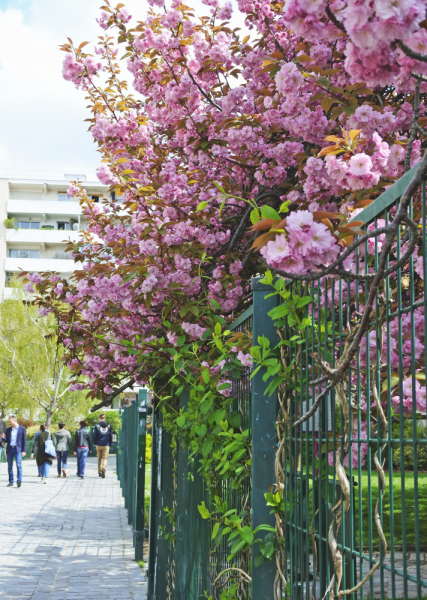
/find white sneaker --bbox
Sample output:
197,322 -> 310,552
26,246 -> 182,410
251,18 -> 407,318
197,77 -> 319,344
44,479 -> 48,484
41,477 -> 44,483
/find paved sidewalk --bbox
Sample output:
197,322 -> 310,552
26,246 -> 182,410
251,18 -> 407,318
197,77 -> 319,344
0,456 -> 147,600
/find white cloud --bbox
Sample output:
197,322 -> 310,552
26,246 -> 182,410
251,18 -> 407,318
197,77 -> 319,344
0,0 -> 245,179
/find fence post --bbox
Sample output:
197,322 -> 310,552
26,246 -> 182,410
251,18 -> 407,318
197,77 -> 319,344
174,390 -> 210,599
148,407 -> 176,600
134,388 -> 147,561
251,276 -> 279,599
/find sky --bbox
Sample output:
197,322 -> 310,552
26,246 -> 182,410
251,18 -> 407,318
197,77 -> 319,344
0,0 -> 242,180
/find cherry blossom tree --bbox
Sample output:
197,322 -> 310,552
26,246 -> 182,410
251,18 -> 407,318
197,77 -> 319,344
22,0 -> 427,595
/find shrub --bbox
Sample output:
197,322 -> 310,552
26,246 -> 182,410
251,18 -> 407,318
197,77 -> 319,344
146,434 -> 152,464
86,410 -> 121,432
4,218 -> 17,230
17,417 -> 36,428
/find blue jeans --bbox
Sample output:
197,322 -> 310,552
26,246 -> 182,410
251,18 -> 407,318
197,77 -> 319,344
57,451 -> 68,474
7,447 -> 22,483
76,448 -> 89,476
40,462 -> 50,478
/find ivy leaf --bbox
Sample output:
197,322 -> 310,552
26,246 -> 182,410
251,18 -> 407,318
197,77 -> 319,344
176,415 -> 186,427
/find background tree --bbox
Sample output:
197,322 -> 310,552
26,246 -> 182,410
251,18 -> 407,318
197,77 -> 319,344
0,292 -> 88,427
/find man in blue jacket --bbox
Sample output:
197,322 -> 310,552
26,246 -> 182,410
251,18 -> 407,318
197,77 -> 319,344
5,415 -> 27,487
93,413 -> 113,479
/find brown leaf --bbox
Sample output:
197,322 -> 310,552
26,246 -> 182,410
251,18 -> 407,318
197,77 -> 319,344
251,218 -> 282,231
313,211 -> 344,221
352,199 -> 374,209
251,231 -> 277,249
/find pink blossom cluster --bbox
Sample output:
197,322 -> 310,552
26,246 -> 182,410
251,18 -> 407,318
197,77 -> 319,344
33,0 -> 427,402
260,211 -> 340,273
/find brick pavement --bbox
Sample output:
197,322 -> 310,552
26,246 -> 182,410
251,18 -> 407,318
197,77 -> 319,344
0,456 -> 147,600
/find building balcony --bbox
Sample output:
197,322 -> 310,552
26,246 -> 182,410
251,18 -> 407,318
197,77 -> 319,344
5,257 -> 83,274
7,199 -> 82,217
5,229 -> 81,244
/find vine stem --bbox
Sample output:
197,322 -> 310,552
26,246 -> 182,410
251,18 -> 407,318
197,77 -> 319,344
213,567 -> 252,586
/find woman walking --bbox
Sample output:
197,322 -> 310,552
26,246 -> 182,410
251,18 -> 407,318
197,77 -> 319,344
74,420 -> 91,479
31,424 -> 53,483
53,422 -> 72,478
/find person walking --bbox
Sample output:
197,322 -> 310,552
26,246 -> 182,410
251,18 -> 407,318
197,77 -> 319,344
5,415 -> 27,487
0,418 -> 6,469
53,422 -> 71,478
93,413 -> 113,478
33,424 -> 49,477
31,424 -> 53,483
74,420 -> 91,479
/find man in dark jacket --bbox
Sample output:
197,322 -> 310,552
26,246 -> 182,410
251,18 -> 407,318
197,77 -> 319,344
93,413 -> 113,478
0,418 -> 6,468
5,415 -> 27,487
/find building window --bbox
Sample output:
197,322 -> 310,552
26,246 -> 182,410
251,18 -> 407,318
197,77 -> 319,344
57,222 -> 70,230
91,195 -> 100,203
58,192 -> 72,202
9,249 -> 40,259
16,221 -> 40,229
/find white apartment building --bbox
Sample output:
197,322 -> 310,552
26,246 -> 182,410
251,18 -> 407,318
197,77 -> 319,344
0,174 -> 114,299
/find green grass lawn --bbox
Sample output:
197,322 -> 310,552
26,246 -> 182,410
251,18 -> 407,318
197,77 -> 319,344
142,463 -> 425,549
354,471 -> 427,549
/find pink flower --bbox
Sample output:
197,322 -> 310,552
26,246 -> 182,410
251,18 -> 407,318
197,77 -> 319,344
261,234 -> 291,262
349,153 -> 373,176
23,283 -> 34,293
285,210 -> 313,232
310,221 -> 336,251
237,351 -> 253,367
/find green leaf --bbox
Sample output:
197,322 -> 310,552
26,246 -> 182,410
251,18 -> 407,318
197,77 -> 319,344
254,551 -> 265,567
230,538 -> 247,555
200,398 -> 213,414
228,411 -> 241,428
268,304 -> 289,320
213,181 -> 226,193
296,296 -> 312,308
260,205 -> 280,220
202,437 -> 214,457
212,522 -> 220,540
240,526 -> 254,545
176,415 -> 185,428
197,201 -> 208,212
265,541 -> 275,559
279,201 -> 291,214
198,501 -> 210,519
250,208 -> 261,224
218,382 -> 231,391
214,322 -> 222,335
287,313 -> 298,327
257,335 -> 270,349
253,524 -> 277,534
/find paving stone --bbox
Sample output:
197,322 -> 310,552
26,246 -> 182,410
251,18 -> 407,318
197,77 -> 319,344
0,456 -> 147,599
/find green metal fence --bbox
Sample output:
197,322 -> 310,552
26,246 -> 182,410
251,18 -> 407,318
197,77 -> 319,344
133,165 -> 427,599
117,388 -> 147,560
280,165 -> 427,600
